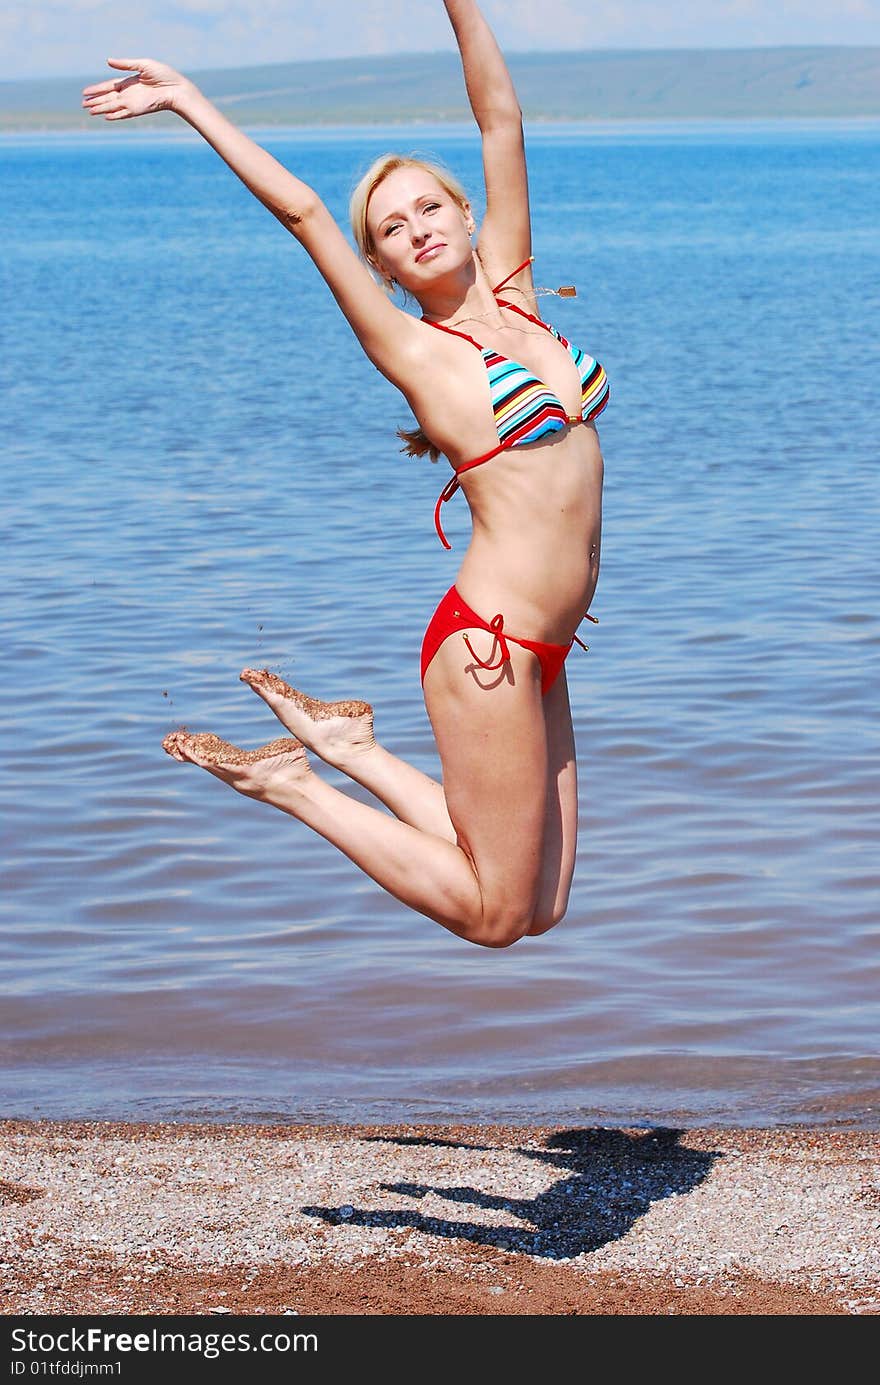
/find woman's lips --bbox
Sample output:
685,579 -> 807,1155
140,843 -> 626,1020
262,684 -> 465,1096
415,243 -> 446,263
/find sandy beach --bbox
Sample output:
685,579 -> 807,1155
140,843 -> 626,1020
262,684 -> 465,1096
1,1120 -> 877,1316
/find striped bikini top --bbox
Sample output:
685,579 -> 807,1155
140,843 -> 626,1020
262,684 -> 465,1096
422,259 -> 610,548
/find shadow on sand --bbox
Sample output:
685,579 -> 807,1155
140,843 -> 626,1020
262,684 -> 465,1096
301,1126 -> 722,1260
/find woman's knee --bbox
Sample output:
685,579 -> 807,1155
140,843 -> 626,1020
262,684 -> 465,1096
472,898 -> 537,949
473,895 -> 569,946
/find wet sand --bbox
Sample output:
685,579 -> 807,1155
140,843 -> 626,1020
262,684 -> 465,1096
1,1120 -> 878,1316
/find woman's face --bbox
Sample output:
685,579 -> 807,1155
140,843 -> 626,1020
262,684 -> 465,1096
366,166 -> 474,294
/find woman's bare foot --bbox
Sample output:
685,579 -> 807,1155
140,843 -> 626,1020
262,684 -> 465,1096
239,669 -> 375,769
162,728 -> 310,801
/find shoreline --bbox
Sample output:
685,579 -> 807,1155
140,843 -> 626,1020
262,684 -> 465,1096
2,1119 -> 877,1315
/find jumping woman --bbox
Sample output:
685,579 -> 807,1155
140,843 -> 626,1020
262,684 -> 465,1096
82,0 -> 609,949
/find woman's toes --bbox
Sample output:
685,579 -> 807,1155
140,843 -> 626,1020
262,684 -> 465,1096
162,728 -> 224,768
240,667 -> 291,700
161,729 -> 191,761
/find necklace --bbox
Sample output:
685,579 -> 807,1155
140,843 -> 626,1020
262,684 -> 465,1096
443,282 -> 578,330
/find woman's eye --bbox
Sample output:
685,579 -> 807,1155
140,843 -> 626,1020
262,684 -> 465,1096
384,224 -> 401,237
425,203 -> 440,212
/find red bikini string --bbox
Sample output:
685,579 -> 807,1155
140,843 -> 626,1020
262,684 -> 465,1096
434,441 -> 510,549
461,613 -> 511,673
491,257 -> 535,295
572,612 -> 599,651
433,476 -> 460,549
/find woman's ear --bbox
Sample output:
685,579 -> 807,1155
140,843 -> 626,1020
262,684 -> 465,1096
367,252 -> 394,287
463,201 -> 476,235
370,259 -> 397,293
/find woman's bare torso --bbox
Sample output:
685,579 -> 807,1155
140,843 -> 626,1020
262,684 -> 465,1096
457,425 -> 603,642
406,305 -> 605,643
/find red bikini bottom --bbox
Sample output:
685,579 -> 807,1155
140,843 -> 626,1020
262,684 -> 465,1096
420,584 -> 594,697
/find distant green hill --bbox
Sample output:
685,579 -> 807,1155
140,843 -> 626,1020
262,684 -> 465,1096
2,47 -> 879,130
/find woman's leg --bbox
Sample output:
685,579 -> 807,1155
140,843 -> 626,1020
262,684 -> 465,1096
528,665 -> 578,934
240,661 -> 579,935
163,634 -> 550,948
240,669 -> 456,841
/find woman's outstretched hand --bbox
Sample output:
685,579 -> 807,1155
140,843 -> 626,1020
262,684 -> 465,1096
81,58 -> 197,121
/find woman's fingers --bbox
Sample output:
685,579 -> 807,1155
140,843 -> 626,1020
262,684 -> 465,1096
82,93 -> 124,114
106,57 -> 149,72
82,79 -> 122,97
82,77 -> 140,102
82,59 -> 151,101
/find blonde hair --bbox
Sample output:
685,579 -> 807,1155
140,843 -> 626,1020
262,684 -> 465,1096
350,154 -> 471,462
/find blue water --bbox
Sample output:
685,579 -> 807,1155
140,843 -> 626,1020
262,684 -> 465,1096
1,120 -> 878,1127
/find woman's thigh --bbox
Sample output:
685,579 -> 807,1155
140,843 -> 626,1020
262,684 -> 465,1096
529,665 -> 578,934
422,626 -> 549,936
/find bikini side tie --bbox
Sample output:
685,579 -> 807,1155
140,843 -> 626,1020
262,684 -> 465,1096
461,612 -> 511,673
463,610 -> 599,672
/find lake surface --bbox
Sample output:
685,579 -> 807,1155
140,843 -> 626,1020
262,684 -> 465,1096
1,119 -> 878,1127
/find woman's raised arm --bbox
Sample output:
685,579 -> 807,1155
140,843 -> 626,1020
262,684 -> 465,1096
81,59 -> 423,383
443,1 -> 532,290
